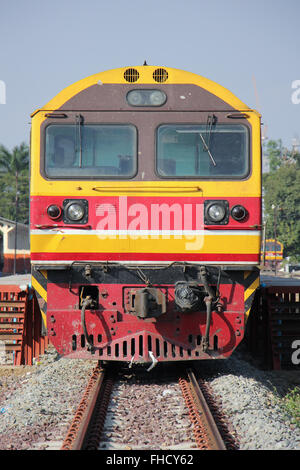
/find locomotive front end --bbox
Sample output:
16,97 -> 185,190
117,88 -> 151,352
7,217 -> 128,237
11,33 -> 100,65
30,66 -> 261,364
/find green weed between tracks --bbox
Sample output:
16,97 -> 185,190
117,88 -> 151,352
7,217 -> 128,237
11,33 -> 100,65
281,387 -> 300,429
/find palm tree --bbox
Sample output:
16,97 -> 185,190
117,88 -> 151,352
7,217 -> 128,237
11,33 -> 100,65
0,142 -> 29,274
0,142 -> 29,220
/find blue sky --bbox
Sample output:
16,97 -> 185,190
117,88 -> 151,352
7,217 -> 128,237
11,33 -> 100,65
0,0 -> 300,150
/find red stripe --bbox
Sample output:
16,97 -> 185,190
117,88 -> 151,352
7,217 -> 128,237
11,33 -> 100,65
30,195 -> 261,231
31,252 -> 259,262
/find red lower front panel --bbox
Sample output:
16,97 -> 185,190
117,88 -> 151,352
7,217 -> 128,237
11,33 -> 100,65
46,282 -> 245,362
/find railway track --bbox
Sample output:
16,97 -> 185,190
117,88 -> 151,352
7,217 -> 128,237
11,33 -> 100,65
61,362 -> 236,451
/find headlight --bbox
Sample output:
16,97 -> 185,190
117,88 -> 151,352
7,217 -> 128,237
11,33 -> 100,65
208,204 -> 226,222
126,89 -> 167,107
127,90 -> 144,106
67,203 -> 85,221
63,200 -> 88,224
204,200 -> 229,225
149,90 -> 166,106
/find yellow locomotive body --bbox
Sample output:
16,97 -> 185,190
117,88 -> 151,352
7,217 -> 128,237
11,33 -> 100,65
30,66 -> 261,363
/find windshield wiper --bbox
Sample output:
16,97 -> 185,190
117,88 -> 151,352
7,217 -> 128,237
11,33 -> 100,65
206,114 -> 216,149
198,132 -> 217,166
75,114 -> 84,168
176,121 -> 217,167
201,114 -> 217,166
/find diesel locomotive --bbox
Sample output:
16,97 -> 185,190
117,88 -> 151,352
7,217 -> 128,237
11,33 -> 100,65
30,65 -> 261,366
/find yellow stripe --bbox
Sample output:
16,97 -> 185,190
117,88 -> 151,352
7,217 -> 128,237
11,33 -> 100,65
245,277 -> 260,302
40,309 -> 47,329
30,178 -> 261,198
31,233 -> 261,254
32,276 -> 47,303
40,270 -> 48,279
245,309 -> 252,319
244,275 -> 260,319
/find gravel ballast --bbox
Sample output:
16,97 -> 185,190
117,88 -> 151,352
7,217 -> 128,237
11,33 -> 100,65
0,348 -> 96,449
195,353 -> 300,450
99,371 -> 196,450
0,347 -> 299,450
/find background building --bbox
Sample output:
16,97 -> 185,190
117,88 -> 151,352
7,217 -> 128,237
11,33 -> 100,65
0,217 -> 30,274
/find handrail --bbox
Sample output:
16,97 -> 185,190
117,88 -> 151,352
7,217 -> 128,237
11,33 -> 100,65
92,185 -> 203,193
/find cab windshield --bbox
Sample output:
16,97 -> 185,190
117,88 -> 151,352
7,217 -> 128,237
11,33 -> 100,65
156,124 -> 249,178
45,124 -> 137,178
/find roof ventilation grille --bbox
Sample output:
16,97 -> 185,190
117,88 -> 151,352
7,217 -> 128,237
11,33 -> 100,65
124,68 -> 140,83
153,68 -> 168,83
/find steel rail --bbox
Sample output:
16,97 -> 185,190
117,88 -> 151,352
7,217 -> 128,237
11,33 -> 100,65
71,371 -> 105,450
179,368 -> 226,450
61,362 -> 107,450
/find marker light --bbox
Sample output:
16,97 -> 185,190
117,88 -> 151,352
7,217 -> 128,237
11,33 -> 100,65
47,204 -> 62,220
231,205 -> 248,221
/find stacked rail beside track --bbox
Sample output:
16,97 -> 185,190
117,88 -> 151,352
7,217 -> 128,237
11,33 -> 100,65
0,285 -> 48,365
247,285 -> 300,370
265,286 -> 300,370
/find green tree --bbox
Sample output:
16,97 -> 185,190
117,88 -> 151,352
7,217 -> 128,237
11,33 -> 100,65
264,139 -> 283,172
264,138 -> 300,171
0,142 -> 29,224
263,160 -> 300,261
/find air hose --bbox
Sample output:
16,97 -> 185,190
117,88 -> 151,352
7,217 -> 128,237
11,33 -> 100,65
81,295 -> 95,352
201,297 -> 212,352
199,266 -> 218,352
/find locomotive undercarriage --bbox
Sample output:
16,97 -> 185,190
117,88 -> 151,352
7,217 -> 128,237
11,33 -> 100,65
32,263 -> 258,364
